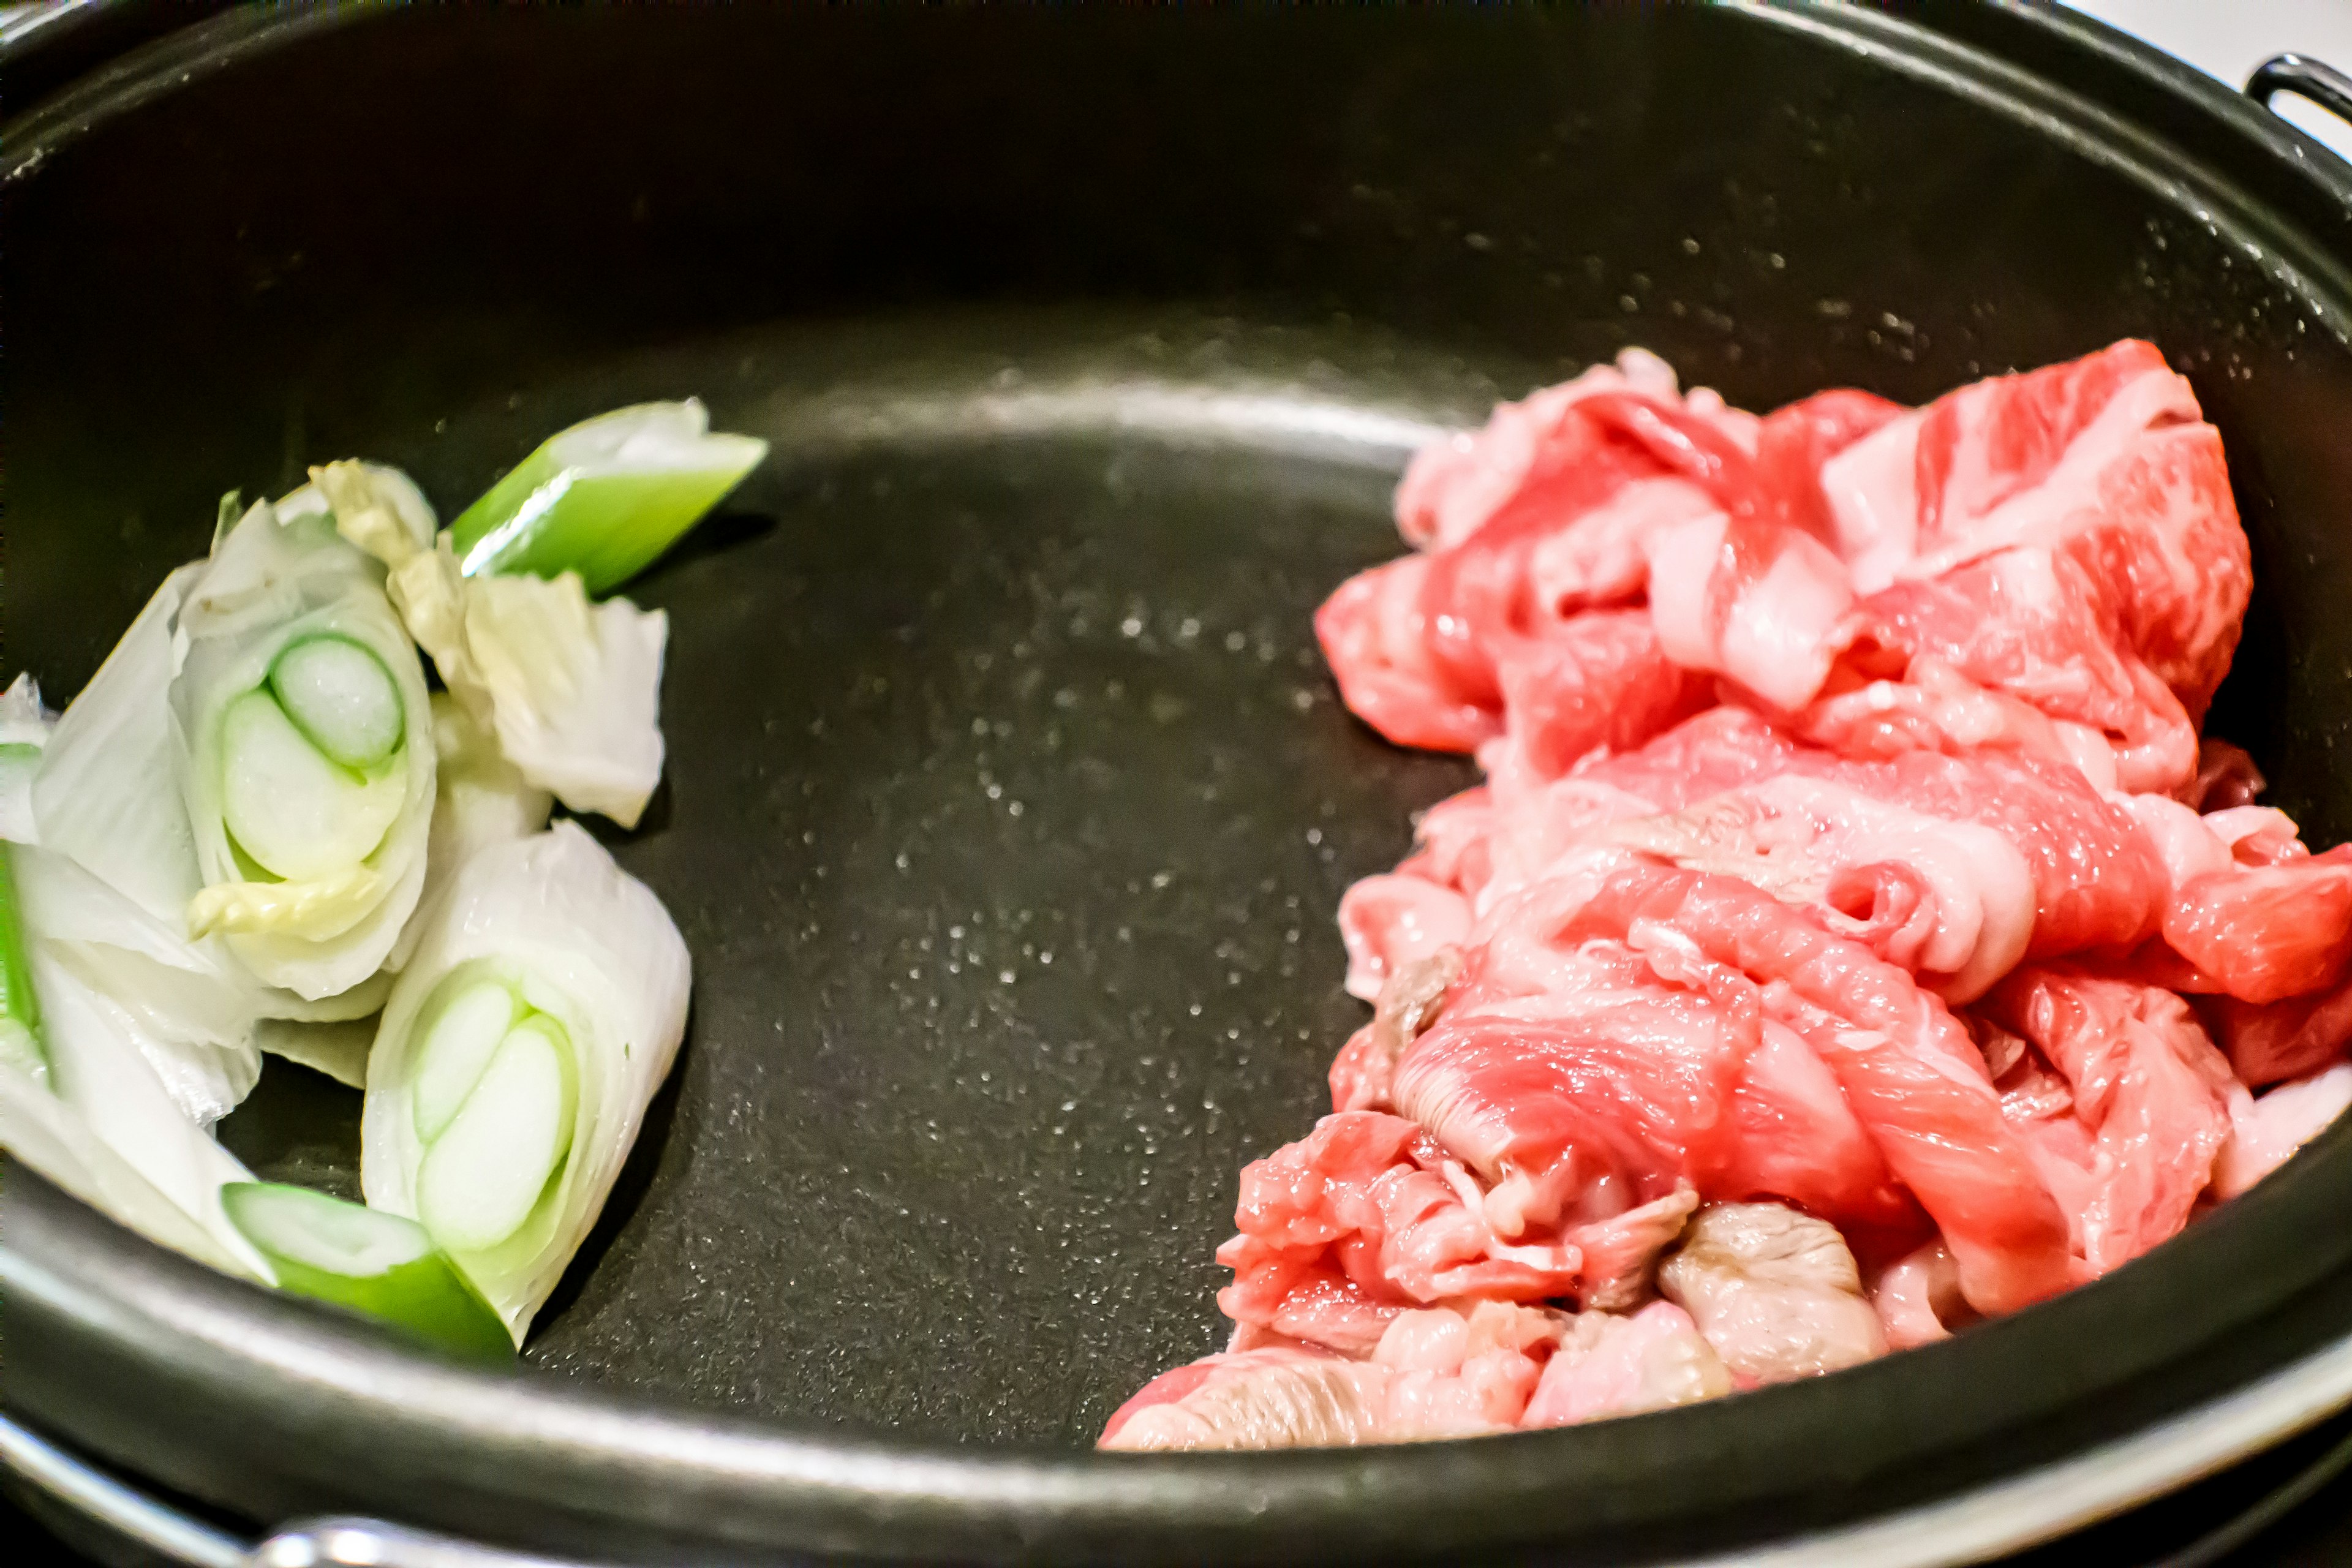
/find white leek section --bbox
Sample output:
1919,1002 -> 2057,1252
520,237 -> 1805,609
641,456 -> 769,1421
173,496 -> 437,998
255,696 -> 554,1093
24,611 -> 283,1123
429,564 -> 666,829
4,846 -> 270,1278
304,459 -> 435,564
254,1015 -> 377,1090
422,693 -> 556,914
0,1061 -> 252,1275
361,822 -> 688,1340
318,462 -> 669,831
22,565 -> 385,1120
15,848 -> 264,1123
0,675 -> 53,845
31,565 -> 210,916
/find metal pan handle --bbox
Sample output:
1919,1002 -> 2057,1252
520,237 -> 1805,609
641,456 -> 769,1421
256,1520 -> 603,1568
0,1410 -> 600,1568
2248,53 -> 2352,129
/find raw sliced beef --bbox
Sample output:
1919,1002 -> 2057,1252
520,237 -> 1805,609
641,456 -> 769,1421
1656,1202 -> 1889,1384
1393,925 -> 1909,1234
1394,349 -> 1697,551
1801,339 -> 2247,794
1100,1300 -> 1577,1450
1346,707 -> 2168,1000
1978,968 -> 2235,1275
1107,342 -> 2341,1452
1337,876 -> 1471,1003
2203,976 -> 2352,1088
2212,1065 -> 2352,1199
2115,794 -> 2352,1009
1320,352 -> 1776,772
1518,1300 -> 1735,1428
1215,1111 -> 1585,1353
1868,1242 -> 1970,1350
2157,849 -> 2352,1004
1099,1345 -> 1502,1451
1556,864 -> 2075,1314
1795,550 -> 2199,793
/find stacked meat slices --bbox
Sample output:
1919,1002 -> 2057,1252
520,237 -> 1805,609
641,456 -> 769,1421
1103,341 -> 2352,1452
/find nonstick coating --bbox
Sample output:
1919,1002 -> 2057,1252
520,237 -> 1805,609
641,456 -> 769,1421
10,3 -> 2352,1562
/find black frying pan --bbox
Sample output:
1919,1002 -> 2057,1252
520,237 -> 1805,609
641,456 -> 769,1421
8,4 -> 2352,1564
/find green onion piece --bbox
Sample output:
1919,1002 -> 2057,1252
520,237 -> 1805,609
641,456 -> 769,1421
219,688 -> 407,881
269,634 -> 405,771
0,843 -> 44,1076
222,1182 -> 514,1360
409,977 -> 520,1142
448,400 -> 768,595
415,1012 -> 577,1254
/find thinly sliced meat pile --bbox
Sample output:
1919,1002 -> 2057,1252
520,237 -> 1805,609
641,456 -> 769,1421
1104,342 -> 2352,1452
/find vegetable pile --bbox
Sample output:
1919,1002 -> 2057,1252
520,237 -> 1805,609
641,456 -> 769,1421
2,401 -> 763,1357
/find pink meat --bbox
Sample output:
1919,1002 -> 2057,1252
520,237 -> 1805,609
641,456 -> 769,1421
2109,796 -> 2352,1008
2203,977 -> 2352,1088
1869,1242 -> 1969,1350
1319,357 -> 1785,770
1428,709 -> 2166,997
1393,933 -> 1909,1233
1520,1300 -> 1734,1427
2212,1065 -> 2352,1200
1215,1112 -> 1585,1353
1096,1347 -> 1494,1450
1980,968 -> 2236,1275
1329,951 -> 1461,1115
1806,340 -> 2247,794
1752,390 -> 1911,544
1315,556 -> 1501,753
1647,512 -> 1856,712
1574,706 -> 1806,807
1556,864 -> 2076,1314
2159,849 -> 2352,1005
1394,349 -> 1696,551
1329,339 -> 2246,796
1115,342 -> 2307,1449
1591,391 -> 1897,715
1832,748 -> 2165,962
1596,741 -> 2165,995
1803,549 -> 2201,793
1392,940 -> 1760,1214
1099,1300 -> 1583,1450
1337,874 -> 1472,1003
1488,611 -> 1713,783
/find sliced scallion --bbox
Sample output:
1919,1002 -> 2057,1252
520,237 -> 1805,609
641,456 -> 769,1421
218,688 -> 406,882
448,400 -> 768,594
0,843 -> 45,1077
414,1006 -> 578,1254
221,1182 -> 514,1361
269,634 -> 405,771
409,977 -> 521,1143
361,824 -> 690,1341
